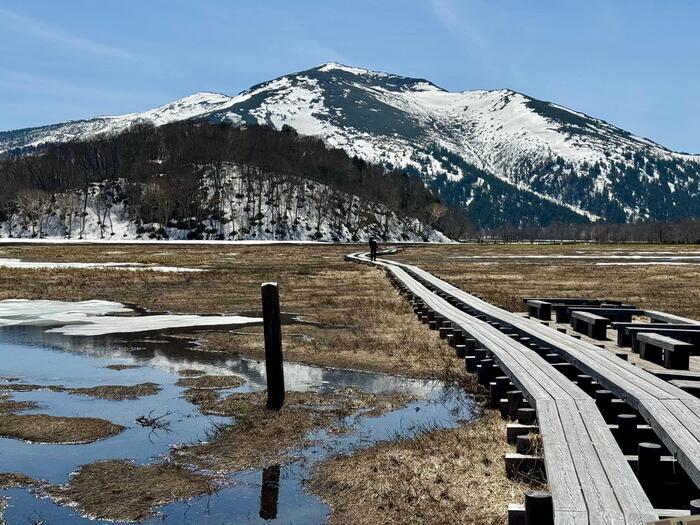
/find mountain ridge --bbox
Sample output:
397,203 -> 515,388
3,62 -> 699,226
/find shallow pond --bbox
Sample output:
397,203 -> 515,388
0,324 -> 476,523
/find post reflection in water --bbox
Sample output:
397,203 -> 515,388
0,323 -> 476,524
259,464 -> 281,520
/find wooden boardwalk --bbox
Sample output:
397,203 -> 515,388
396,260 -> 700,491
348,252 -> 658,524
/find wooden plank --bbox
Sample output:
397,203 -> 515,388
572,311 -> 610,322
412,283 -> 585,404
556,399 -> 625,524
645,310 -> 699,325
637,399 -> 700,486
577,401 -> 658,524
536,401 -> 588,519
425,266 -> 693,401
637,333 -> 694,348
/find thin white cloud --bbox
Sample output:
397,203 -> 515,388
0,67 -> 129,101
430,0 -> 485,48
0,6 -> 133,60
429,0 -> 498,76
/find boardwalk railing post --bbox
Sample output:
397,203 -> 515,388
524,491 -> 553,525
637,442 -> 662,497
262,282 -> 285,410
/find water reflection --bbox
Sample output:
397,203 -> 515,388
259,465 -> 281,520
0,325 -> 477,524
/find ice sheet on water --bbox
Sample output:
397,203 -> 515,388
46,313 -> 261,336
0,299 -> 261,336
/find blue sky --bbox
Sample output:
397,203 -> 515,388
1,0 -> 698,153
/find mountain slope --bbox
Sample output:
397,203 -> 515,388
0,122 -> 455,242
0,93 -> 233,154
3,62 -> 699,226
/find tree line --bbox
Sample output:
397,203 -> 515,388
488,220 -> 700,244
0,121 -> 471,240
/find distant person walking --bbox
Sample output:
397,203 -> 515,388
369,237 -> 378,261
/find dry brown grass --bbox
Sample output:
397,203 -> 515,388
4,242 -> 686,522
175,374 -> 244,389
0,414 -> 124,444
0,383 -> 57,392
0,394 -> 38,414
389,243 -> 700,319
176,389 -> 413,472
0,243 -> 457,380
1,382 -> 160,401
311,411 -> 539,525
104,364 -> 141,371
177,368 -> 206,377
50,460 -> 216,521
68,383 -> 161,400
0,472 -> 35,490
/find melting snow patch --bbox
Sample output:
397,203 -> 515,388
45,314 -> 261,336
451,255 -> 700,261
595,262 -> 691,266
0,258 -> 203,272
0,300 -> 130,326
0,299 -> 261,336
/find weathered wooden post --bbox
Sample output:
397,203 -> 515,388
524,491 -> 553,525
616,413 -> 638,454
262,282 -> 285,410
507,390 -> 524,420
637,442 -> 662,496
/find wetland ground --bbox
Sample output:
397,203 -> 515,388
1,241 -> 697,523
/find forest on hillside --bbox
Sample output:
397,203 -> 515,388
0,122 -> 469,240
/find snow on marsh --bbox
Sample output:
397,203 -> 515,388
451,254 -> 700,262
0,258 -> 206,273
0,299 -> 261,336
0,258 -> 203,272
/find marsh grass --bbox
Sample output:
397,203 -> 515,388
389,243 -> 700,318
37,388 -> 415,522
0,472 -> 36,490
0,414 -> 124,444
310,410 -> 542,525
49,460 -> 216,522
103,364 -> 141,371
1,383 -> 161,401
68,383 -> 161,400
177,369 -> 206,377
0,244 -> 455,379
0,391 -> 125,444
175,390 -> 413,472
175,375 -> 245,389
0,394 -> 38,414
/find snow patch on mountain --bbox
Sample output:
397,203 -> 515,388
318,62 -> 385,77
0,165 -> 449,243
2,61 -> 700,223
0,92 -> 234,153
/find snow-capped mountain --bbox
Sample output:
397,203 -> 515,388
3,62 -> 699,226
0,92 -> 233,153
